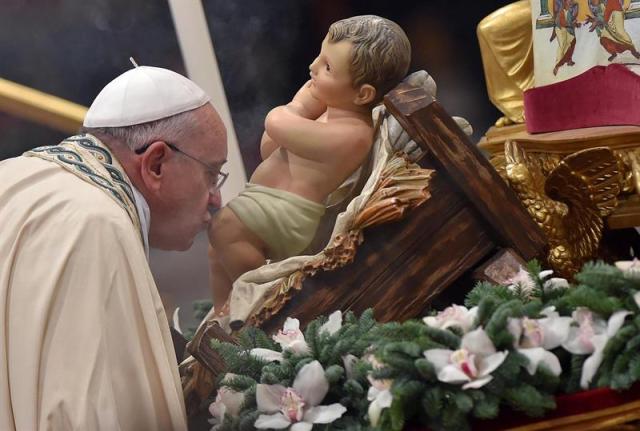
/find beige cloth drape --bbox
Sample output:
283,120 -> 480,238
0,154 -> 186,430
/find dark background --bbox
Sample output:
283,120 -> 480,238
0,0 -> 514,325
0,0 -> 513,167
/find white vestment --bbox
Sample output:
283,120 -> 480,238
0,135 -> 187,430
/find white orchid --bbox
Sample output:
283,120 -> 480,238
507,307 -> 572,376
364,354 -> 393,426
319,311 -> 342,336
423,305 -> 478,333
250,317 -> 310,362
208,374 -> 245,430
255,361 -> 346,430
273,317 -> 311,354
562,308 -> 631,389
538,270 -> 570,292
424,328 -> 508,390
635,291 -> 640,309
343,354 -> 358,380
615,259 -> 640,278
251,347 -> 285,363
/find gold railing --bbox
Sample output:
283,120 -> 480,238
0,77 -> 86,134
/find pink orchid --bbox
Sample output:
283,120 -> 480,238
424,328 -> 508,390
319,311 -> 342,336
255,361 -> 346,430
423,305 -> 478,333
615,259 -> 640,277
364,354 -> 393,426
562,307 -> 631,389
507,307 -> 572,376
273,317 -> 310,354
250,317 -> 310,362
208,374 -> 245,430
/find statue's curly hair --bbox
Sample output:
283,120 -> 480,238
328,15 -> 411,105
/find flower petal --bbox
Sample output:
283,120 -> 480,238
615,259 -> 640,273
368,398 -> 384,426
283,317 -> 301,332
288,340 -> 311,355
539,270 -> 554,279
376,389 -> 393,408
438,364 -> 471,384
540,306 -> 558,318
219,388 -> 244,417
208,397 -> 226,421
256,384 -> 286,413
343,354 -> 357,380
304,403 -> 347,424
544,278 -> 569,291
367,385 -> 380,402
423,315 -> 439,327
634,291 -> 640,309
462,328 -> 496,356
319,311 -> 342,335
581,347 -> 604,389
290,422 -> 313,431
615,260 -> 634,271
606,311 -> 631,337
477,351 -> 508,377
507,318 -> 523,347
255,413 -> 291,429
462,375 -> 493,389
423,349 -> 453,372
293,361 -> 329,407
562,326 -> 595,355
539,316 -> 572,350
518,347 -> 562,376
250,348 -> 284,362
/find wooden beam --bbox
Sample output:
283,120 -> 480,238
385,82 -> 547,260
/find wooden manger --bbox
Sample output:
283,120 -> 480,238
184,80 -> 547,385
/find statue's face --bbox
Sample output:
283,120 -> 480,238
308,37 -> 361,110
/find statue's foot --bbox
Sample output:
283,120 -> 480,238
567,61 -> 575,66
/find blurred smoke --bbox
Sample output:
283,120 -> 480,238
202,0 -> 311,172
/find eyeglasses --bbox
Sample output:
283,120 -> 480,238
135,141 -> 228,192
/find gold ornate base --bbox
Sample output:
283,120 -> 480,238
478,124 -> 640,202
478,123 -> 640,276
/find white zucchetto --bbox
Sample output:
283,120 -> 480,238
83,66 -> 210,127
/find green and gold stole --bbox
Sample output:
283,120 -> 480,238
24,134 -> 144,243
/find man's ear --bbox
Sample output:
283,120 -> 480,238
139,141 -> 169,192
354,84 -> 376,106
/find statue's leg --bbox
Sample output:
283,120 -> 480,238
207,207 -> 268,307
207,245 -> 233,311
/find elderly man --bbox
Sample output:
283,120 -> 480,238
0,66 -> 227,430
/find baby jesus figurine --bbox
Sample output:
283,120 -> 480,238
208,15 -> 411,310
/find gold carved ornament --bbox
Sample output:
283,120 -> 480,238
504,140 -> 623,278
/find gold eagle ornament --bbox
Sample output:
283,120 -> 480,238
504,140 -> 623,278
